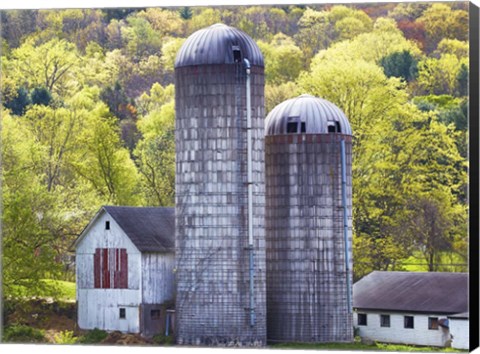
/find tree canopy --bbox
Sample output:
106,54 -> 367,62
1,3 -> 469,296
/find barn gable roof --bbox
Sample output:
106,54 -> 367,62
103,206 -> 174,253
74,206 -> 174,253
353,271 -> 468,314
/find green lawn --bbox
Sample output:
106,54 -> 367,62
272,342 -> 466,352
41,279 -> 76,300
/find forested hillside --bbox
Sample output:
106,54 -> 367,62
1,3 -> 469,297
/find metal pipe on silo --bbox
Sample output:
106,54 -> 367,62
340,139 -> 352,314
243,58 -> 256,327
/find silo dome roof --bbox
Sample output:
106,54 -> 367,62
265,94 -> 352,136
175,23 -> 264,68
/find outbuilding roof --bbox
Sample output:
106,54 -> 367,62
448,312 -> 469,319
265,94 -> 352,136
75,206 -> 175,253
175,23 -> 264,68
353,271 -> 468,314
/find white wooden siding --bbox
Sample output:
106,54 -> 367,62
354,311 -> 450,347
141,253 -> 175,304
77,289 -> 140,332
449,318 -> 469,349
76,211 -> 142,332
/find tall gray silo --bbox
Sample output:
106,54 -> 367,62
174,23 -> 266,346
265,94 -> 353,343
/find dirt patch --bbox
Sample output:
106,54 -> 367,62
101,331 -> 152,345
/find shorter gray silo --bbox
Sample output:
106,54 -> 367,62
265,94 -> 353,343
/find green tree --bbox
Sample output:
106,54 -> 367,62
31,87 -> 53,106
121,16 -> 163,60
7,38 -> 79,96
380,50 -> 418,82
3,87 -> 31,115
265,82 -> 299,114
135,101 -> 175,206
137,8 -> 183,37
2,111 -> 72,296
417,54 -> 468,96
258,34 -> 304,84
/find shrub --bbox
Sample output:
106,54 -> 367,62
3,324 -> 46,343
53,330 -> 78,344
152,333 -> 174,345
77,328 -> 108,344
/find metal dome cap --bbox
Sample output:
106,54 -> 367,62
175,23 -> 264,68
265,94 -> 352,136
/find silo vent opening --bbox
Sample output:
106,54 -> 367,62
328,122 -> 342,133
232,45 -> 242,62
287,122 -> 297,133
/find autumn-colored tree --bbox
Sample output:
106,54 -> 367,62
417,4 -> 468,53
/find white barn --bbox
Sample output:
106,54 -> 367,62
353,271 -> 468,348
74,206 -> 175,336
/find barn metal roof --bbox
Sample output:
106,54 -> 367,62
175,23 -> 264,68
353,271 -> 468,314
103,206 -> 174,253
265,94 -> 352,136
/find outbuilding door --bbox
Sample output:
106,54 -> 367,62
141,304 -> 165,336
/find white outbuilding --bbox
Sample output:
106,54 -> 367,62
353,271 -> 468,348
448,312 -> 469,350
74,206 -> 175,336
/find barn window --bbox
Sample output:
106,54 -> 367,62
151,309 -> 161,320
94,248 -> 128,289
358,313 -> 367,326
380,314 -> 390,327
119,308 -> 126,319
105,221 -> 110,230
428,317 -> 439,330
404,316 -> 414,329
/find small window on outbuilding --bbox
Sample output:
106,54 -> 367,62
428,317 -> 439,330
119,308 -> 126,319
151,309 -> 161,320
404,316 -> 414,329
328,124 -> 336,133
232,45 -> 241,63
380,314 -> 390,327
105,221 -> 110,230
358,313 -> 367,326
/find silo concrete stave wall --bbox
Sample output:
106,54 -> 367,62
175,63 -> 266,346
265,133 -> 354,343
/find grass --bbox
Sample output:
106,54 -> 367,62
9,279 -> 76,301
41,279 -> 76,300
272,342 -> 466,352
